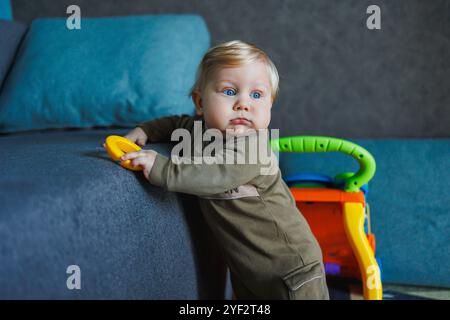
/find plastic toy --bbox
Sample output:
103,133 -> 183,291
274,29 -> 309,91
104,135 -> 142,171
271,136 -> 382,300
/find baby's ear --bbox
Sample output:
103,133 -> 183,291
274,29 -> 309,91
192,91 -> 203,115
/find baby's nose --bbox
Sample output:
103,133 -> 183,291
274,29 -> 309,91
234,102 -> 250,111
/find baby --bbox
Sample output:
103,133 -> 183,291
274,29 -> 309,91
119,40 -> 329,300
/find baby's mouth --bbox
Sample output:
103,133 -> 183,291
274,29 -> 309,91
230,117 -> 252,126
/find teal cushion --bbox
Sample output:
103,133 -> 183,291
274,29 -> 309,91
0,15 -> 210,133
0,0 -> 12,20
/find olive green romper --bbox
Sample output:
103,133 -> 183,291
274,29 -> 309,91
138,114 -> 329,300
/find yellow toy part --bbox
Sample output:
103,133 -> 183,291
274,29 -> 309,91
343,202 -> 383,300
104,135 -> 142,171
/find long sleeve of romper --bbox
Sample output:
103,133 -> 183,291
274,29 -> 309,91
137,114 -> 196,143
147,133 -> 275,197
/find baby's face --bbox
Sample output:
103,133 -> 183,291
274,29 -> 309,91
193,60 -> 273,135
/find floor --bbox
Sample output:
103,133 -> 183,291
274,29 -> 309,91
327,277 -> 450,300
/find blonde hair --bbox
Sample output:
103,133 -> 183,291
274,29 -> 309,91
190,40 -> 280,102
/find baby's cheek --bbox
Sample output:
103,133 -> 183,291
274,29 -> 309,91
254,109 -> 271,129
207,113 -> 227,130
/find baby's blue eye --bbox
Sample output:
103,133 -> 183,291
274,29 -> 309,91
223,89 -> 236,96
251,91 -> 261,99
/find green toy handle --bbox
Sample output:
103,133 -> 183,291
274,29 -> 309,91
270,136 -> 376,192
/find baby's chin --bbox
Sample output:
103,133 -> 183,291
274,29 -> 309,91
205,121 -> 268,136
223,124 -> 257,136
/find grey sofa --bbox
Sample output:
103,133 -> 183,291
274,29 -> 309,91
0,128 -> 231,299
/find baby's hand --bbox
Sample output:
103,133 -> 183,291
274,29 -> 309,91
124,127 -> 148,147
121,150 -> 158,181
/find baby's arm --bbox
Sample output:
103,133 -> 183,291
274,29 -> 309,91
118,114 -> 197,176
146,134 -> 275,196
136,114 -> 195,144
122,122 -> 276,195
121,148 -> 264,195
147,153 -> 264,196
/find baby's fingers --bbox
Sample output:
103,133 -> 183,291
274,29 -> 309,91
130,157 -> 146,168
123,134 -> 136,143
136,138 -> 146,147
121,151 -> 141,161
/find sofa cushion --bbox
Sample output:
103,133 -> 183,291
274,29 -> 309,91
0,15 -> 210,133
0,19 -> 27,89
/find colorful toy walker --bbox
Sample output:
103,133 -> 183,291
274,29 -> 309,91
271,136 -> 382,300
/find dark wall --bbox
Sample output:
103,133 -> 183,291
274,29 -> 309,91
11,0 -> 450,138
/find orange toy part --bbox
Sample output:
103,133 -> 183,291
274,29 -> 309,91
367,233 -> 376,253
290,188 -> 365,204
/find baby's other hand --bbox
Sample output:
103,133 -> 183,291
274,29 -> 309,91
124,127 -> 148,147
121,150 -> 158,181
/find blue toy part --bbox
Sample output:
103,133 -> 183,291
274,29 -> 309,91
324,262 -> 341,276
364,215 -> 369,234
376,257 -> 383,282
284,173 -> 334,188
284,173 -> 369,194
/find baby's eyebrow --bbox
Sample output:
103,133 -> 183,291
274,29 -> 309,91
253,82 -> 269,89
216,80 -> 235,85
216,80 -> 268,89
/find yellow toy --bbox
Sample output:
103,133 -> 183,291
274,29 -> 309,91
104,135 -> 142,171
